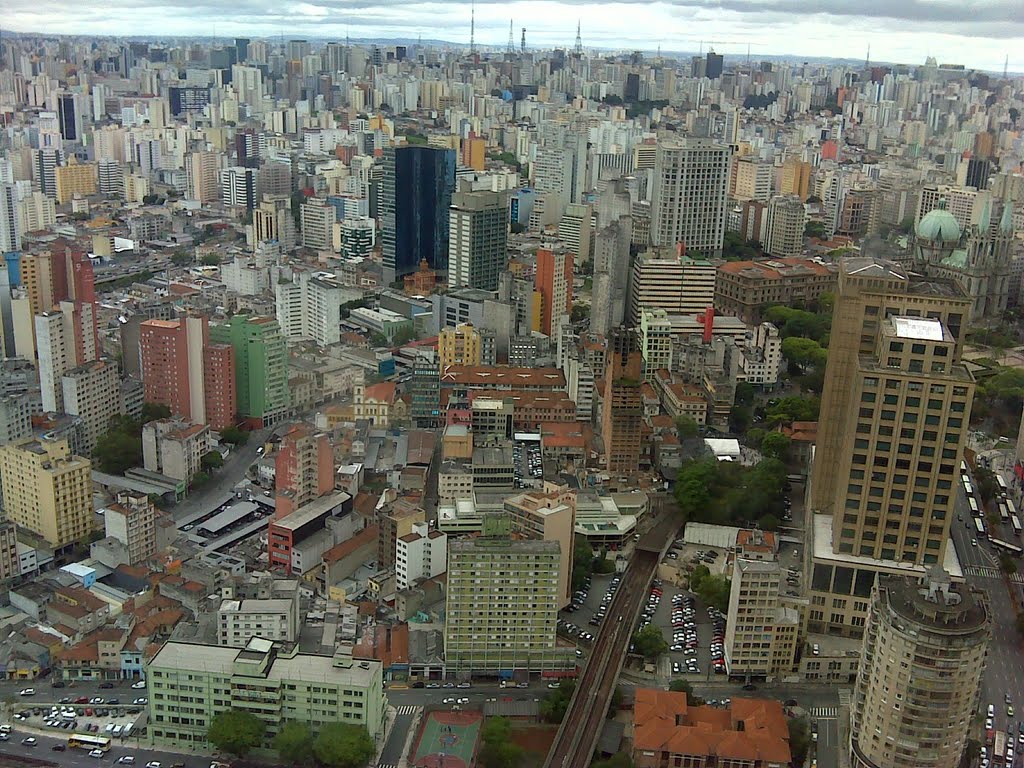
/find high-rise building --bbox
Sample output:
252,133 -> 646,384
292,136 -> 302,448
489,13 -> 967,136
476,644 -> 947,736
381,144 -> 456,284
705,50 -> 724,79
651,139 -> 732,257
731,157 -> 773,203
103,490 -> 157,565
534,248 -> 573,336
724,530 -> 799,680
56,92 -> 84,143
0,184 -> 20,254
558,203 -> 593,265
0,519 -> 19,582
377,498 -> 425,570
639,308 -> 673,380
807,257 -> 973,635
209,314 -> 290,427
409,350 -> 441,429
504,487 -> 577,607
219,166 -> 257,209
850,571 -> 988,768
300,198 -> 337,251
145,639 -> 385,750
252,195 -> 296,251
764,195 -> 807,258
186,151 -> 220,204
274,424 -> 335,519
61,359 -> 124,456
629,246 -> 717,324
54,159 -> 97,204
0,436 -> 93,550
779,157 -> 812,201
444,514 -> 574,671
602,328 -> 643,474
591,217 -> 633,336
34,147 -> 64,199
36,310 -> 75,413
438,323 -> 493,372
447,189 -> 509,291
140,316 -> 237,431
275,268 -> 344,347
339,217 -> 375,260
395,521 -> 448,590
0,393 -> 32,444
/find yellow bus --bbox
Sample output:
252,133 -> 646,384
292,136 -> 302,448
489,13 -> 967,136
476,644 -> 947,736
68,734 -> 112,752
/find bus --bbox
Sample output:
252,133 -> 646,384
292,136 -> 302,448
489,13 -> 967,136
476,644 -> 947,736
974,517 -> 987,537
961,460 -> 970,475
1011,515 -> 1022,536
997,475 -> 1009,494
68,734 -> 111,752
999,501 -> 1010,522
991,538 -> 1024,557
963,478 -> 974,496
968,496 -> 980,516
1008,499 -> 1018,518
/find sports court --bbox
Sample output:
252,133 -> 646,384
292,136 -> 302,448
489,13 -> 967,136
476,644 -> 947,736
411,709 -> 483,768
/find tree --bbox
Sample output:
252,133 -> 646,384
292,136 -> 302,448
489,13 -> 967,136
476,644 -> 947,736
1000,555 -> 1018,575
207,709 -> 265,757
668,679 -> 704,705
760,432 -> 791,462
192,471 -> 210,487
675,415 -> 700,439
765,396 -> 820,426
141,403 -> 171,423
274,721 -> 314,766
571,536 -> 595,591
93,429 -> 143,475
171,251 -> 192,266
201,451 -> 224,471
631,624 -> 668,659
734,381 -> 755,406
220,426 -> 249,446
201,254 -> 221,266
781,337 -> 828,373
479,716 -> 525,768
788,717 -> 812,766
311,723 -> 374,768
804,221 -> 827,239
540,680 -> 575,723
570,303 -> 590,323
690,566 -> 731,613
758,513 -> 780,531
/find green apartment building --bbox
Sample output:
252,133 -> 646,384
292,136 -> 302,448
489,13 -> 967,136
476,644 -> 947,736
444,516 -> 575,674
145,638 -> 386,750
210,315 -> 290,427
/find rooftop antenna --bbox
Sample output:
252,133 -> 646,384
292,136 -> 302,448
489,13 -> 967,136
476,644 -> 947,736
1005,54 -> 1009,79
865,43 -> 871,70
507,21 -> 515,55
521,28 -> 526,54
699,40 -> 703,56
470,0 -> 476,56
746,43 -> 750,70
574,21 -> 582,56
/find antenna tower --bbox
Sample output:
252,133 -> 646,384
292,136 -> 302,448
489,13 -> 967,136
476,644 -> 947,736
574,21 -> 582,56
470,1 -> 476,56
1005,54 -> 1009,79
865,44 -> 871,70
507,21 -> 515,55
521,28 -> 526,54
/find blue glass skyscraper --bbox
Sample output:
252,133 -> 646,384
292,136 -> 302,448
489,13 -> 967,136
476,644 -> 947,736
381,144 -> 456,285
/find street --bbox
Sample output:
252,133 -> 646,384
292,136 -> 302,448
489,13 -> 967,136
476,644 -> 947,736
952,468 -> 1024,739
0,726 -> 211,768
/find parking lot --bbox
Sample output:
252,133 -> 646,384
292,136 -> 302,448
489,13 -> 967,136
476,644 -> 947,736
9,686 -> 147,743
559,571 -> 725,682
512,440 -> 544,488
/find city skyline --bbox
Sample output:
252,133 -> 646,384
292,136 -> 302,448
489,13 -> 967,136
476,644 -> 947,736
4,0 -> 1023,73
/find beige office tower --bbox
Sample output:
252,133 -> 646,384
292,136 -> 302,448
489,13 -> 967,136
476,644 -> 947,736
851,570 -> 988,768
807,257 -> 973,637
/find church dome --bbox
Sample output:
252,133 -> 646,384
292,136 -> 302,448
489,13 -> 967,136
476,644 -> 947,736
916,200 -> 961,244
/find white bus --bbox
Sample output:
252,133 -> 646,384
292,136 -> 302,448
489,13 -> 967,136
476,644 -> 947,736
68,734 -> 111,752
963,478 -> 974,496
999,501 -> 1010,522
974,517 -> 987,537
1012,515 -> 1022,537
1008,498 -> 1018,518
997,475 -> 1009,494
968,496 -> 980,516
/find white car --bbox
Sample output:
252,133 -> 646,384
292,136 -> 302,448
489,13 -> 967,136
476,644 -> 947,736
146,762 -> 162,768
457,697 -> 470,704
19,688 -> 35,696
89,749 -> 105,758
132,680 -> 147,689
117,758 -> 136,764
443,697 -> 456,704
22,737 -> 37,746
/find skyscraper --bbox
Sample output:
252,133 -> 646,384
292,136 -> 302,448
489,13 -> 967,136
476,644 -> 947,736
139,316 -> 237,431
209,314 -> 289,427
651,139 -> 732,257
0,184 -> 20,254
274,424 -> 334,519
534,248 -> 573,336
705,50 -> 724,79
381,144 -> 456,285
764,194 -> 807,258
851,571 -> 988,768
602,328 -> 643,474
447,189 -> 509,291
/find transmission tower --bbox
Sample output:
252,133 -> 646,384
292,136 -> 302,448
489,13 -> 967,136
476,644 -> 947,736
574,21 -> 582,56
470,0 -> 476,56
521,28 -> 526,54
507,21 -> 515,55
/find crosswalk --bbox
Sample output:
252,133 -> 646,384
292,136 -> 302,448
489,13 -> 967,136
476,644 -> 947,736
395,705 -> 420,715
811,707 -> 839,719
964,565 -> 1024,584
378,763 -> 398,768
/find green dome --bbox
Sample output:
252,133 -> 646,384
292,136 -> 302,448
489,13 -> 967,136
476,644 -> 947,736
916,205 -> 961,243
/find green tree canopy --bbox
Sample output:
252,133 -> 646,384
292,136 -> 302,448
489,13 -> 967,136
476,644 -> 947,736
781,337 -> 828,373
764,305 -> 830,344
201,451 -> 225,471
675,415 -> 700,439
220,426 -> 249,445
804,221 -> 827,239
274,721 -> 314,766
690,566 -> 731,613
540,680 -> 575,723
631,624 -> 668,659
760,432 -> 791,462
311,723 -> 374,768
675,457 -> 787,527
788,717 -> 812,766
207,709 -> 265,757
479,716 -> 525,768
571,536 -> 595,591
570,303 -> 590,323
765,396 -> 820,426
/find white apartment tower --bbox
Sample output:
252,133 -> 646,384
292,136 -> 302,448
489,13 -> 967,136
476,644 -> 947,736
651,139 -> 732,257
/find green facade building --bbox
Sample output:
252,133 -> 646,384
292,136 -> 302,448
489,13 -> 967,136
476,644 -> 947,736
210,314 -> 289,427
444,514 -> 575,673
145,638 -> 386,750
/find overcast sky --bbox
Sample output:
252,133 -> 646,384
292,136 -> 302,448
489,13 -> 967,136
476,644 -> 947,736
6,0 -> 1023,73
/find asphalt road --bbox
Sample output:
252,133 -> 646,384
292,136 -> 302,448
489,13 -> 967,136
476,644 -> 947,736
0,726 -> 211,768
170,430 -> 269,524
952,469 -> 1024,740
816,718 -> 839,768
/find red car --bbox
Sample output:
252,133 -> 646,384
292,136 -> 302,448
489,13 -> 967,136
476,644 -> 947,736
75,697 -> 88,704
